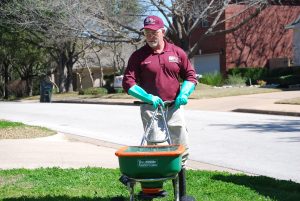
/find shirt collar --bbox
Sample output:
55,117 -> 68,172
163,39 -> 172,52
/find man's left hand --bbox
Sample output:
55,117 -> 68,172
175,94 -> 188,109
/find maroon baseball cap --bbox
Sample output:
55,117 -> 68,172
142,15 -> 164,30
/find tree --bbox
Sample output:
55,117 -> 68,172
0,0 -> 144,93
42,0 -> 275,59
141,0 -> 278,58
11,39 -> 47,97
0,0 -> 281,95
0,25 -> 48,98
53,0 -> 277,59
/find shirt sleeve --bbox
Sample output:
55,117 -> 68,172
122,52 -> 140,93
177,48 -> 197,85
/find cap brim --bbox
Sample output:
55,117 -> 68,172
142,25 -> 162,31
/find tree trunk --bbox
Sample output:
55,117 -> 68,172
58,54 -> 67,93
100,67 -> 103,87
76,72 -> 83,90
26,78 -> 33,96
84,57 -> 94,87
4,63 -> 9,99
168,16 -> 190,52
66,64 -> 73,92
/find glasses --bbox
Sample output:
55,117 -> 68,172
143,29 -> 162,37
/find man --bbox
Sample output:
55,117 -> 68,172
122,15 -> 197,199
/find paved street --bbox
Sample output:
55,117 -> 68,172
1,102 -> 300,182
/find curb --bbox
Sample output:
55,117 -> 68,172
52,100 -> 300,117
52,100 -> 136,106
232,108 -> 300,117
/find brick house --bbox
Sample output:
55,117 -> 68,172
190,4 -> 300,75
286,15 -> 300,66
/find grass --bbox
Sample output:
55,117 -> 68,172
275,97 -> 300,105
0,168 -> 299,201
0,121 -> 24,129
190,85 -> 282,99
0,120 -> 56,139
22,91 -> 133,101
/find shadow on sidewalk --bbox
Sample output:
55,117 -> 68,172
211,119 -> 300,135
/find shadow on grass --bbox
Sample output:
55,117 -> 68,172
212,174 -> 300,201
3,195 -> 126,201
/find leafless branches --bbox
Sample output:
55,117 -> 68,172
0,0 -> 277,59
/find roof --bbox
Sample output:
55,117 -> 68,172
285,15 -> 300,29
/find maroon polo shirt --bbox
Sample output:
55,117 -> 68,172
122,40 -> 197,101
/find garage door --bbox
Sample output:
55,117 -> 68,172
193,53 -> 220,74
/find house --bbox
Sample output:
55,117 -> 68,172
73,66 -> 116,91
72,43 -> 136,91
190,4 -> 300,75
285,15 -> 300,66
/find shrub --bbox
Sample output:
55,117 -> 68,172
227,67 -> 267,85
225,74 -> 246,86
264,75 -> 300,87
200,72 -> 223,86
78,87 -> 108,95
227,67 -> 300,87
257,80 -> 267,86
267,67 -> 300,77
114,88 -> 124,93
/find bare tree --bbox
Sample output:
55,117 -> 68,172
142,0 -> 275,58
0,0 -> 282,91
55,0 -> 275,59
0,0 -> 144,92
61,0 -> 277,58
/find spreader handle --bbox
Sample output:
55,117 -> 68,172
140,101 -> 174,145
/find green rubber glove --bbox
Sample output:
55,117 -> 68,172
128,85 -> 164,109
175,81 -> 195,109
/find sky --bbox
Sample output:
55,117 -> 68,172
145,0 -> 172,28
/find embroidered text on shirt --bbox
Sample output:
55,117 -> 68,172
168,56 -> 179,63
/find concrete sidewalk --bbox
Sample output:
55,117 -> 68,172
0,132 -> 243,173
1,90 -> 299,175
187,90 -> 300,116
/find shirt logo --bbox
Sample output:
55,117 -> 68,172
145,17 -> 156,25
169,56 -> 179,63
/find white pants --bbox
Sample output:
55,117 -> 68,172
140,104 -> 189,167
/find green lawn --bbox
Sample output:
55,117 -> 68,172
190,85 -> 282,99
0,120 -> 55,139
0,120 -> 24,129
275,97 -> 300,105
0,168 -> 299,201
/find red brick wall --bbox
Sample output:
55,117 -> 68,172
225,5 -> 300,70
190,16 -> 226,73
189,5 -> 300,74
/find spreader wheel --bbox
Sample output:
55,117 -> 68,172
180,195 -> 196,201
110,196 -> 126,201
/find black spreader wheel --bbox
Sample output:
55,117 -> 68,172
110,196 -> 126,201
180,195 -> 196,201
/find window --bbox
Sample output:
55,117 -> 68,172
201,19 -> 209,28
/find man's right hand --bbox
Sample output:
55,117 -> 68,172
149,95 -> 164,109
